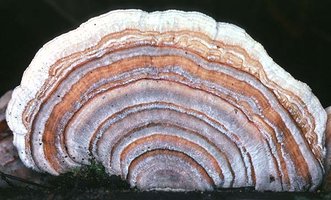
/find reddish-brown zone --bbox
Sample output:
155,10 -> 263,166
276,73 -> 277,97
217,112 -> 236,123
128,149 -> 214,187
120,133 -> 222,181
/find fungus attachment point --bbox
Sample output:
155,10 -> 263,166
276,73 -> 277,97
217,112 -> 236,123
0,91 -> 45,188
6,9 -> 327,191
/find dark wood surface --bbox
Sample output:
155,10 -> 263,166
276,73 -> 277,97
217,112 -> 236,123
0,187 -> 330,200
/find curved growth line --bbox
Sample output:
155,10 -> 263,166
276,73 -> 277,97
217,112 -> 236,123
127,149 -> 215,190
89,102 -> 249,186
115,129 -> 226,186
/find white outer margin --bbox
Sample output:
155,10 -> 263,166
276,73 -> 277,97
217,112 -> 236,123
6,9 -> 327,170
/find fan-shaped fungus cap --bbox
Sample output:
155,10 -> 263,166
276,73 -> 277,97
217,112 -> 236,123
6,10 -> 327,191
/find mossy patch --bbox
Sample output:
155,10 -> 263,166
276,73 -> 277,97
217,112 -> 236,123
48,160 -> 131,191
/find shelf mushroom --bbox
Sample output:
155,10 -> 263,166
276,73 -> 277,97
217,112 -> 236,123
5,9 -> 328,191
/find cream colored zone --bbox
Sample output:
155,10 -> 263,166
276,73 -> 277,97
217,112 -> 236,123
6,10 -> 327,172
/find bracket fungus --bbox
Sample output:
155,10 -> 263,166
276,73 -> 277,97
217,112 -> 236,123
5,10 -> 329,191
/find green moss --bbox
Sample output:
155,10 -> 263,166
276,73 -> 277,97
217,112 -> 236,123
48,159 -> 130,192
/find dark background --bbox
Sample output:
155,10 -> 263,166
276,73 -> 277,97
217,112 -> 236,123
1,0 -> 331,107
